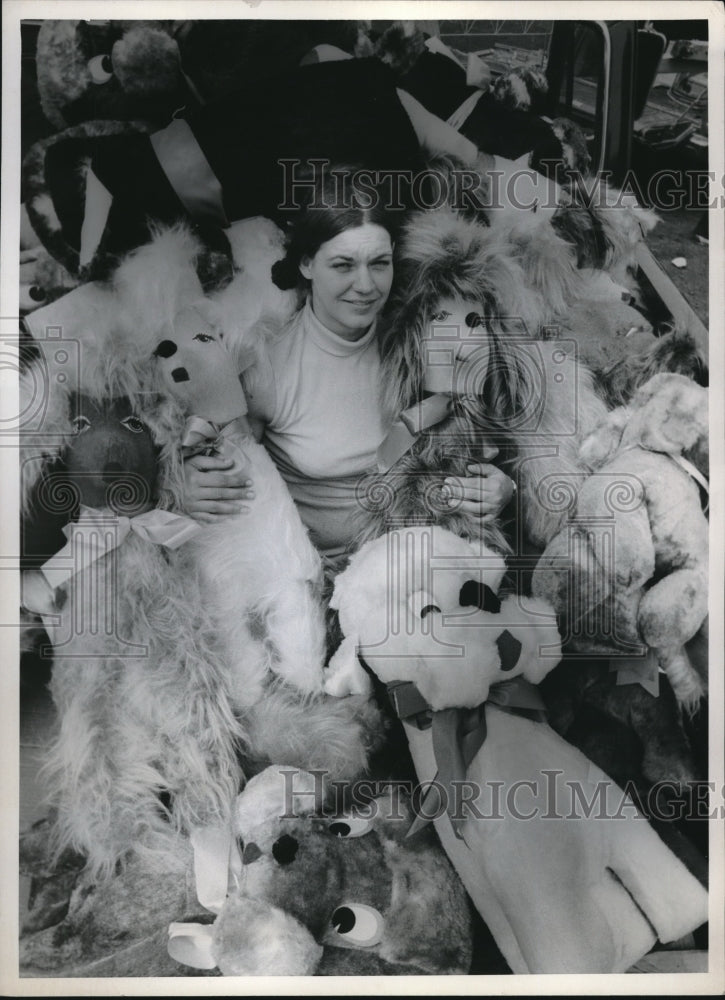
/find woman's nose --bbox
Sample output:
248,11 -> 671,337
352,266 -> 375,293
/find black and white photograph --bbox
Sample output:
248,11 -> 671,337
2,1 -> 723,992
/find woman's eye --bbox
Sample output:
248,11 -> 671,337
332,263 -> 352,272
193,332 -> 214,343
431,310 -> 451,322
371,259 -> 391,270
87,54 -> 114,84
329,903 -> 384,947
327,816 -> 373,838
72,415 -> 91,435
121,416 -> 145,434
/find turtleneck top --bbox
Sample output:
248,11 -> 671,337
243,300 -> 388,560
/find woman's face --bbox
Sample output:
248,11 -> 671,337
300,223 -> 394,341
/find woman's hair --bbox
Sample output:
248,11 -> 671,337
271,164 -> 404,291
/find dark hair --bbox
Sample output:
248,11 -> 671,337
271,165 -> 404,291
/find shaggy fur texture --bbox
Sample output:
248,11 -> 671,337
362,208 -> 608,551
40,534 -> 245,878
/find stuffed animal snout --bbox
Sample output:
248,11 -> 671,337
327,526 -> 561,708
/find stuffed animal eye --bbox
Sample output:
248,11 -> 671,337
121,416 -> 145,434
71,415 -> 91,435
330,903 -> 384,947
29,286 -> 46,303
327,816 -> 373,838
465,311 -> 485,328
193,333 -> 215,343
87,54 -> 114,84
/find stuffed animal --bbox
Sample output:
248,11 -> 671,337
361,206 -> 609,552
326,524 -> 709,973
532,373 -> 709,712
113,225 -> 328,703
168,766 -> 474,975
34,19 -> 360,130
19,374 -> 244,877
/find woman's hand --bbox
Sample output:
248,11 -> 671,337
441,463 -> 516,522
183,453 -> 255,523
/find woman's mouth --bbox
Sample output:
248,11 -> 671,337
344,298 -> 378,309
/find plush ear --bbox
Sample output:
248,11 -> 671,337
212,895 -> 323,976
579,407 -> 629,469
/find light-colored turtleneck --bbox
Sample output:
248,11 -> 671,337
243,299 -> 388,559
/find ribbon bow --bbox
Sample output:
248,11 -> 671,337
39,505 -> 201,592
377,394 -> 452,473
388,675 -> 547,842
181,414 -> 251,459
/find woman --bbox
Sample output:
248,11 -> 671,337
183,172 -> 515,564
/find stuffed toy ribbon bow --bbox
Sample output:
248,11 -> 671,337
387,675 -> 546,840
39,504 -> 201,591
167,826 -> 242,971
181,414 -> 252,459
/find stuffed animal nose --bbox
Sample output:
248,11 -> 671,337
242,842 -> 262,866
101,461 -> 124,484
154,339 -> 177,358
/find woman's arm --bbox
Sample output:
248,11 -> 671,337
182,413 -> 264,522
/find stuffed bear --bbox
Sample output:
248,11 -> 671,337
326,524 -> 709,974
168,766 -> 474,976
532,373 -> 709,712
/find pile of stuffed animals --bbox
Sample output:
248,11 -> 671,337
19,18 -> 709,978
